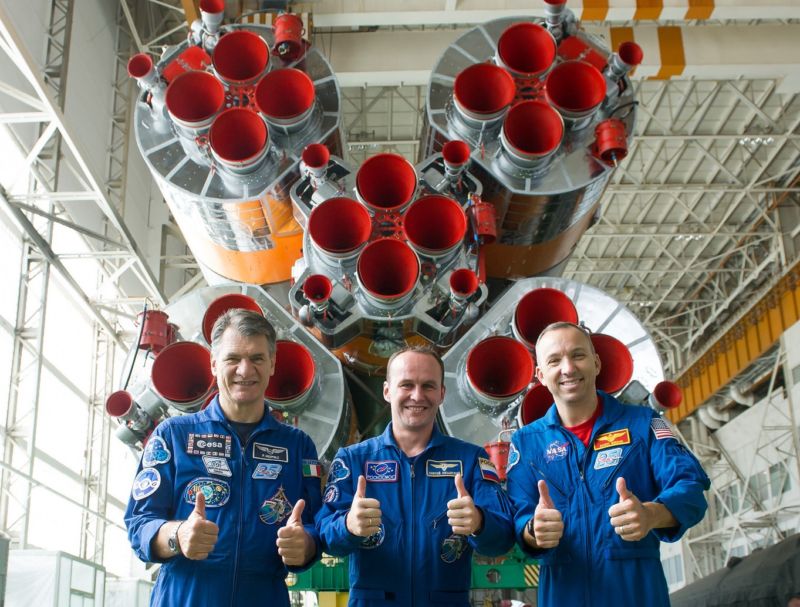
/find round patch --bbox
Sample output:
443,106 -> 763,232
132,468 -> 161,501
323,483 -> 340,503
142,436 -> 171,467
440,534 -> 468,563
506,443 -> 520,473
329,457 -> 351,483
259,487 -> 292,525
361,523 -> 385,549
184,477 -> 231,508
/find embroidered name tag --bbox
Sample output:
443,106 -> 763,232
426,460 -> 463,478
593,429 -> 631,451
366,460 -> 398,482
253,442 -> 288,462
187,433 -> 231,458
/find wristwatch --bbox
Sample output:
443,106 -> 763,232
168,521 -> 185,555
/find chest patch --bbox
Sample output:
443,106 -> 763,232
142,436 -> 171,467
258,487 -> 292,525
186,433 -> 232,458
593,429 -> 631,451
202,455 -> 232,477
366,460 -> 398,482
132,468 -> 161,500
594,447 -> 623,470
426,460 -> 462,478
545,440 -> 569,462
441,534 -> 468,563
253,442 -> 288,463
184,477 -> 231,508
252,462 -> 282,480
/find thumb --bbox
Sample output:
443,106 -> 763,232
288,499 -> 305,525
193,491 -> 206,519
616,477 -> 632,502
355,475 -> 367,499
454,473 -> 469,498
537,480 -> 554,509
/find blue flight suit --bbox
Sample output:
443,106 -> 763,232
506,391 -> 710,607
125,398 -> 322,607
316,423 -> 515,606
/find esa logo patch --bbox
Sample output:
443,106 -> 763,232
594,447 -> 623,470
187,433 -> 231,458
258,487 -> 292,525
426,460 -> 462,478
132,468 -> 161,500
142,436 -> 171,467
184,477 -> 231,508
366,461 -> 398,482
328,458 -> 351,483
253,443 -> 289,463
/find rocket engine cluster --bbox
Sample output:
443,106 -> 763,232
109,0 -> 681,476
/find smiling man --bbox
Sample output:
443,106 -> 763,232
316,345 -> 514,606
505,321 -> 710,607
125,309 -> 322,607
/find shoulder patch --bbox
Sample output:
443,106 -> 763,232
142,435 -> 171,467
593,429 -> 631,451
328,457 -> 351,483
187,433 -> 231,458
132,468 -> 161,500
202,455 -> 232,477
651,418 -> 675,440
479,457 -> 500,482
366,460 -> 398,482
252,462 -> 282,480
303,459 -> 323,478
506,443 -> 520,473
253,442 -> 289,462
426,460 -> 462,478
323,483 -> 340,503
184,477 -> 231,508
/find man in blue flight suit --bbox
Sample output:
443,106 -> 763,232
125,309 -> 322,606
506,321 -> 710,607
316,346 -> 515,606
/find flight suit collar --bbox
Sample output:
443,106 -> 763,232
380,421 -> 446,456
200,395 -> 280,434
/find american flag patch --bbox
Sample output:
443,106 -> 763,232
479,457 -> 500,483
651,418 -> 675,440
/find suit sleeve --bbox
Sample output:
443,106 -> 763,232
124,423 -> 178,564
467,448 -> 515,556
315,448 -> 363,556
504,432 -> 551,558
288,432 -> 324,572
647,413 -> 710,542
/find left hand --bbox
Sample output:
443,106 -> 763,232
447,473 -> 483,536
277,499 -> 314,566
608,477 -> 652,541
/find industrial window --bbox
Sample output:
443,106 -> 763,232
769,460 -> 791,498
662,554 -> 684,586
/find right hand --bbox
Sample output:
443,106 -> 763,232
528,480 -> 564,549
345,475 -> 382,537
179,492 -> 220,560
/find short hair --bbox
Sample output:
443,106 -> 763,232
385,345 -> 445,386
535,321 -> 596,355
210,308 -> 276,358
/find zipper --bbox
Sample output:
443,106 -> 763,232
410,459 -> 416,607
227,422 -> 247,607
431,510 -> 447,529
601,442 -> 641,490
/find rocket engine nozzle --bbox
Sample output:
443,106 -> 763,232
519,382 -> 555,426
496,22 -> 556,78
302,274 -> 333,313
265,340 -> 316,411
545,60 -> 606,123
442,140 -> 471,181
466,336 -> 533,406
165,70 -> 225,133
590,333 -> 634,394
501,100 -> 564,169
449,268 -> 479,300
199,0 -> 225,34
355,153 -> 418,213
307,197 -> 372,261
209,108 -> 269,174
151,341 -> 216,411
650,380 -> 682,410
301,143 -> 330,185
202,293 -> 264,344
357,238 -> 420,308
512,287 -> 579,350
403,195 -> 467,258
255,68 -> 316,129
453,63 -> 516,124
606,41 -> 644,82
128,53 -> 160,90
212,29 -> 270,85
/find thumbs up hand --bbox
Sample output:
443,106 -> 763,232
447,473 -> 483,536
526,480 -> 563,549
608,477 -> 649,541
345,475 -> 383,537
277,499 -> 315,566
181,492 -> 220,560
